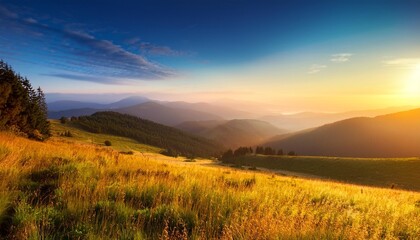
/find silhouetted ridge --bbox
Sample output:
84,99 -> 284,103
265,108 -> 420,157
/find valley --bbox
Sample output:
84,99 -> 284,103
2,1 -> 420,238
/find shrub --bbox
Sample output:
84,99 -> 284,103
62,131 -> 73,137
184,159 -> 196,162
104,140 -> 112,146
248,166 -> 257,171
60,117 -> 68,124
119,151 -> 134,155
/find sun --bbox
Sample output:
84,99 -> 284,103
404,63 -> 420,96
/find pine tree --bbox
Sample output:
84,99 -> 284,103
36,87 -> 50,136
0,60 -> 50,140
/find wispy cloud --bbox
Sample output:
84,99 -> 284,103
330,53 -> 353,63
308,64 -> 327,74
140,42 -> 190,57
383,58 -> 420,69
0,6 -> 18,19
0,6 -> 177,84
124,37 -> 190,57
43,73 -> 119,84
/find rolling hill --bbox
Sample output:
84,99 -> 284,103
177,119 -> 286,148
49,101 -> 224,126
265,108 -> 420,157
47,96 -> 149,111
72,111 -> 223,157
116,101 -> 224,126
48,108 -> 99,119
48,101 -> 105,111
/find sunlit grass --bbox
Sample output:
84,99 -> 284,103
50,119 -> 162,153
0,131 -> 419,239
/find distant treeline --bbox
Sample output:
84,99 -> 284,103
0,60 -> 50,140
221,146 -> 296,163
68,111 -> 224,158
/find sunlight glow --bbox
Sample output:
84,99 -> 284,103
404,63 -> 420,96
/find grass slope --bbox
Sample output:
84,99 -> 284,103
1,132 -> 420,239
225,155 -> 420,191
73,111 -> 223,158
50,119 -> 162,153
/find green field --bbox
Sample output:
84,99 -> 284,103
50,120 -> 162,154
225,155 -> 420,191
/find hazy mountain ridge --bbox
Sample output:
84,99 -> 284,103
265,108 -> 420,157
161,101 -> 255,119
261,106 -> 414,131
48,96 -> 150,111
177,119 -> 286,148
117,102 -> 224,126
48,101 -> 224,126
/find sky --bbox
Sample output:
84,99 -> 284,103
1,0 -> 420,112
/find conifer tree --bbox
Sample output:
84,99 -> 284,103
0,60 -> 50,140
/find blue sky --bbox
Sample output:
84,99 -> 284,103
1,0 -> 420,111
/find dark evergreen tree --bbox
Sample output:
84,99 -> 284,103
264,147 -> 275,155
36,87 -> 50,136
221,149 -> 234,162
60,116 -> 68,124
255,146 -> 264,154
234,147 -> 250,157
0,60 -> 50,140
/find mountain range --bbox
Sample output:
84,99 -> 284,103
47,96 -> 150,111
48,100 -> 224,126
73,111 -> 223,158
177,119 -> 286,148
260,106 -> 413,131
265,108 -> 420,157
48,96 -> 420,157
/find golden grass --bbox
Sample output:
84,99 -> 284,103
1,131 -> 420,239
50,119 -> 162,153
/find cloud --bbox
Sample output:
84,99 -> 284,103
308,64 -> 327,74
383,58 -> 420,69
43,73 -> 120,84
140,42 -> 189,56
0,6 -> 177,83
125,37 -> 141,45
330,53 -> 353,62
0,6 -> 18,19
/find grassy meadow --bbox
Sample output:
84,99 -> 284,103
0,130 -> 420,239
225,155 -> 420,191
50,119 -> 162,154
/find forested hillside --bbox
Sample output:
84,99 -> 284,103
72,111 -> 224,158
0,60 -> 49,140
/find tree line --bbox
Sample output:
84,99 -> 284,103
0,60 -> 50,140
221,146 -> 296,162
